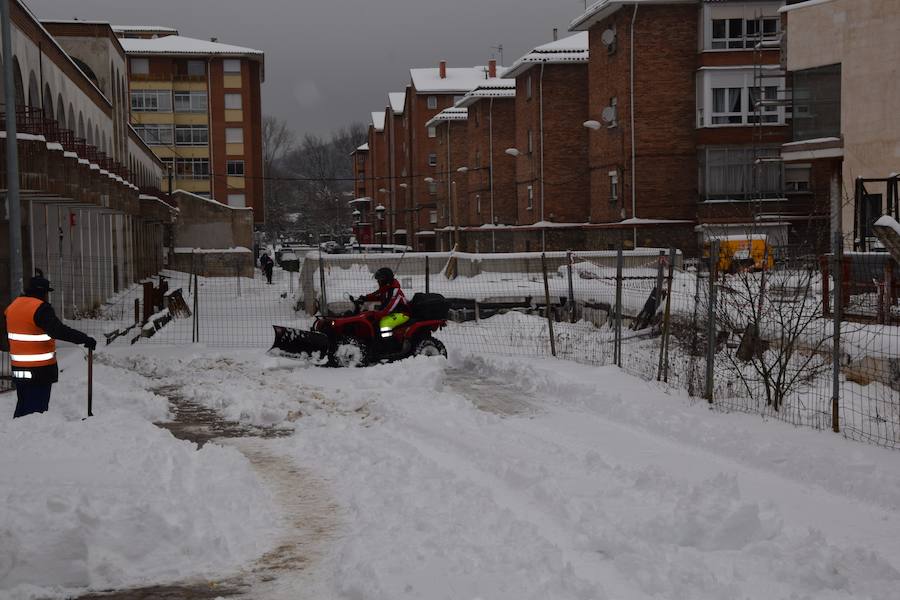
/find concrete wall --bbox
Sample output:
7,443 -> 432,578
169,190 -> 254,276
785,0 -> 900,237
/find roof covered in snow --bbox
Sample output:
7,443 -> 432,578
389,92 -> 406,115
410,65 -> 504,94
570,0 -> 696,32
454,79 -> 516,108
120,35 -> 264,59
371,112 -> 386,132
504,32 -> 590,79
355,143 -> 369,152
425,107 -> 468,128
112,25 -> 179,34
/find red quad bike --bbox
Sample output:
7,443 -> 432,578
272,292 -> 450,367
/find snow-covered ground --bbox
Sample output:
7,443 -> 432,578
14,342 -> 894,599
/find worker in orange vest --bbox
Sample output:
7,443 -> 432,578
4,271 -> 96,418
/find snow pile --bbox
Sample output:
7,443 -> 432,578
0,351 -> 279,599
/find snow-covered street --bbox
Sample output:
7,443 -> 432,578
4,340 -> 900,599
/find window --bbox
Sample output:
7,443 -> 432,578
428,181 -> 438,194
476,194 -> 481,215
427,96 -> 438,110
792,64 -> 841,141
224,93 -> 242,110
134,124 -> 173,146
428,153 -> 437,167
527,129 -> 533,154
427,125 -> 437,138
223,59 -> 241,74
227,160 -> 245,176
174,158 -> 210,180
526,76 -> 533,99
712,87 -> 743,124
711,17 -> 779,50
609,170 -> 619,204
527,185 -> 534,210
785,164 -> 812,193
699,146 -> 783,201
748,86 -> 779,123
226,127 -> 244,144
131,89 -> 171,112
429,210 -> 438,224
227,193 -> 246,208
174,91 -> 208,113
187,60 -> 206,76
175,125 -> 209,146
130,58 -> 149,75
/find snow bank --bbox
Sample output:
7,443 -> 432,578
0,350 -> 279,599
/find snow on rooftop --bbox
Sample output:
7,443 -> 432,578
355,143 -> 369,152
119,35 -> 263,57
778,0 -> 839,13
389,92 -> 406,114
371,111 -> 386,132
504,32 -> 589,79
570,0 -> 697,32
410,65 -> 504,94
112,25 -> 178,33
425,107 -> 468,128
455,80 -> 516,107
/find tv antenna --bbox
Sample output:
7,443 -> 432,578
491,43 -> 504,66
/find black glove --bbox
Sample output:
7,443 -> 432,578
85,337 -> 97,351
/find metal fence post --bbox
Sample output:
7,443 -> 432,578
541,253 -> 557,357
657,247 -> 676,382
832,231 -> 842,433
425,254 -> 430,294
687,256 -> 703,397
192,271 -> 199,343
566,250 -> 576,323
615,243 -> 624,367
705,240 -> 720,403
318,251 -> 327,315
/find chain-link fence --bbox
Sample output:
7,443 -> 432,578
34,243 -> 900,450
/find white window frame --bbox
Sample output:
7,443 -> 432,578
609,170 -> 619,204
173,91 -> 208,113
224,93 -> 242,110
225,127 -> 244,144
526,185 -> 534,210
227,160 -> 245,176
175,125 -> 209,146
697,69 -> 785,128
429,209 -> 438,224
427,96 -> 438,110
223,59 -> 241,74
130,58 -> 149,75
703,2 -> 783,51
785,163 -> 812,193
427,125 -> 437,138
175,158 -> 210,180
134,124 -> 174,146
131,89 -> 171,112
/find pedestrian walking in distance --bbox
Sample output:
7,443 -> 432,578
4,271 -> 96,418
260,252 -> 274,285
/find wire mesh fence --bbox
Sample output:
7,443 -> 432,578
10,242 -> 895,450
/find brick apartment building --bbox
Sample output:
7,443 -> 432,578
454,75 -> 517,252
425,107 -> 470,251
570,0 -> 822,251
502,32 -> 590,251
108,27 -> 266,224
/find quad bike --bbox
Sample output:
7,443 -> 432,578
272,292 -> 450,367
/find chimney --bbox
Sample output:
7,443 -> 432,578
439,60 -> 447,79
488,59 -> 497,78
553,28 -> 559,41
210,36 -> 218,42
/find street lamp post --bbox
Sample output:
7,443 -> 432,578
375,204 -> 386,252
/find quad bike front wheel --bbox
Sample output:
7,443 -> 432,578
413,337 -> 447,359
331,337 -> 371,368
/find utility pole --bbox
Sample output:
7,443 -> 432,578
2,0 -> 23,298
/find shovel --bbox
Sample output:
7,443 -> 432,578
87,348 -> 93,418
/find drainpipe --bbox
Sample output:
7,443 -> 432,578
389,109 -> 396,244
539,61 -> 546,251
630,4 -> 639,247
489,97 -> 495,251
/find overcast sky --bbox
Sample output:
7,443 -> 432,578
31,0 -> 587,137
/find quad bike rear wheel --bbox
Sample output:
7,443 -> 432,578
331,337 -> 371,368
413,337 -> 447,358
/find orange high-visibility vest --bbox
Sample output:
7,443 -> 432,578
4,297 -> 56,368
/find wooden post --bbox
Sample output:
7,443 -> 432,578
614,243 -> 624,367
832,232 -> 842,433
567,250 -> 576,323
657,247 -> 676,382
541,253 -> 557,357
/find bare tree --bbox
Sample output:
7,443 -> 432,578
262,116 -> 295,237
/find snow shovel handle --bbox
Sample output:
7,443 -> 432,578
87,348 -> 93,417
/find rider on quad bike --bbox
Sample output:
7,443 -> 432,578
357,267 -> 411,338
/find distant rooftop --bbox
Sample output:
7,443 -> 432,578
410,65 -> 505,94
570,0 -> 696,32
371,112 -> 386,132
389,92 -> 406,115
119,35 -> 264,59
455,79 -> 516,108
425,107 -> 468,128
504,32 -> 589,78
112,25 -> 179,34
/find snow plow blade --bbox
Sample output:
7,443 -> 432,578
271,325 -> 330,358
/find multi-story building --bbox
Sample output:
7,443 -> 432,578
780,0 -> 897,250
113,28 -> 266,223
570,0 -> 816,251
502,32 -> 590,251
386,91 -> 408,246
425,107 -> 469,251
2,6 -> 170,321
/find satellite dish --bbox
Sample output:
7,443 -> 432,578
601,105 -> 617,124
601,28 -> 616,48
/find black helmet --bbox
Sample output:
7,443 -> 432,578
374,267 -> 394,285
26,269 -> 54,295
